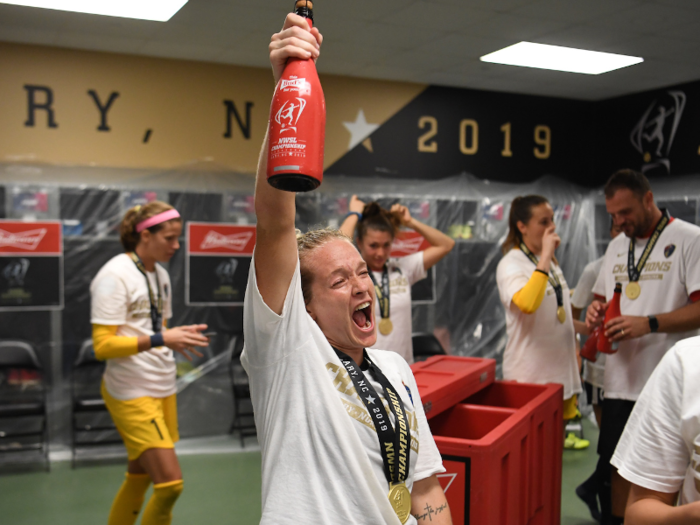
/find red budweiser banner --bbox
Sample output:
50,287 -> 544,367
390,231 -> 430,258
0,221 -> 62,255
187,223 -> 256,256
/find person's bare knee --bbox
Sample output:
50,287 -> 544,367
137,448 -> 182,484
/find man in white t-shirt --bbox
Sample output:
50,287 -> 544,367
586,169 -> 700,525
611,336 -> 700,522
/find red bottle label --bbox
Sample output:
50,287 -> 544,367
267,57 -> 326,191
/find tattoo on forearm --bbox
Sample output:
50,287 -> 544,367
413,502 -> 448,522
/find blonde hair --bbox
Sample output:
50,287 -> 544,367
296,228 -> 354,304
119,201 -> 180,252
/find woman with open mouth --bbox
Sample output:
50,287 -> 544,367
241,11 -> 452,525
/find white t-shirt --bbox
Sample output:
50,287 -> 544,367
496,249 -> 581,400
90,253 -> 174,400
370,252 -> 427,364
612,336 -> 700,504
592,219 -> 700,401
242,257 -> 444,525
572,257 -> 607,388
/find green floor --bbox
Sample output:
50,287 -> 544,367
0,419 -> 600,525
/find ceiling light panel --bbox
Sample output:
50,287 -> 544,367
0,0 -> 188,22
480,42 -> 643,75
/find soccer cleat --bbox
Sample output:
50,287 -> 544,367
564,432 -> 590,450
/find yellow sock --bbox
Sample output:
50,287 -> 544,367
107,473 -> 151,525
141,480 -> 184,525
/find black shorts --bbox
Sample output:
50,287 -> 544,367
597,398 -> 635,463
585,382 -> 604,405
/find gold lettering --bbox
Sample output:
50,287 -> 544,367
418,116 -> 438,153
534,125 -> 551,159
500,122 -> 513,157
613,264 -> 628,274
459,119 -> 478,155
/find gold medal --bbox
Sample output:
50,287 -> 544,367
378,317 -> 393,336
626,281 -> 641,300
557,306 -> 566,324
388,483 -> 411,524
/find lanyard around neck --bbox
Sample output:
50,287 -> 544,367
128,252 -> 163,333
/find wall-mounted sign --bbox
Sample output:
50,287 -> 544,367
391,230 -> 435,304
0,220 -> 63,310
186,222 -> 256,306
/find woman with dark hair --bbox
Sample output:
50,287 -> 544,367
242,14 -> 451,525
340,195 -> 455,363
495,195 -> 584,447
90,201 -> 209,525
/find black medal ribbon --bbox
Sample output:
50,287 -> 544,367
128,252 -> 163,333
519,243 -> 563,309
369,266 -> 391,321
333,348 -> 411,488
628,209 -> 670,284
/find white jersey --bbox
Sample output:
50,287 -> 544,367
242,257 -> 444,525
370,252 -> 426,364
572,257 -> 606,388
612,336 -> 700,504
90,253 -> 174,400
496,249 -> 581,400
592,219 -> 700,401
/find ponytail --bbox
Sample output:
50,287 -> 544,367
356,202 -> 402,241
119,201 -> 179,252
501,195 -> 549,254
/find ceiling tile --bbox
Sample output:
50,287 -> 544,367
53,32 -> 148,55
138,41 -> 226,63
511,0 -> 643,23
465,12 -> 573,41
420,33 -> 514,59
0,23 -> 59,45
384,2 -> 494,32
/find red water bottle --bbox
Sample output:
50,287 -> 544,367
597,282 -> 622,354
580,326 -> 601,362
267,0 -> 326,192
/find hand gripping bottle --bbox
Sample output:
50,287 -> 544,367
580,326 -> 601,362
597,282 -> 622,354
267,0 -> 326,192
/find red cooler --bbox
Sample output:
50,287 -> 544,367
411,356 -> 563,525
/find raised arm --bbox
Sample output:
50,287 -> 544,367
339,195 -> 365,238
390,204 -> 455,271
255,14 -> 322,314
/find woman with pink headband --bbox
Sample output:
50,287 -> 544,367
89,200 -> 209,525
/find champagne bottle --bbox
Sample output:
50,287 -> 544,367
267,0 -> 326,192
597,282 -> 622,354
580,326 -> 600,362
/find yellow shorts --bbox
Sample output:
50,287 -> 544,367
101,382 -> 179,461
563,395 -> 578,421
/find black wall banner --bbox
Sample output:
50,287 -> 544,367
326,85 -> 597,186
596,79 -> 700,180
0,221 -> 63,310
186,222 -> 256,306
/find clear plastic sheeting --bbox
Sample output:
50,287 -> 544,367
2,162 -> 699,462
